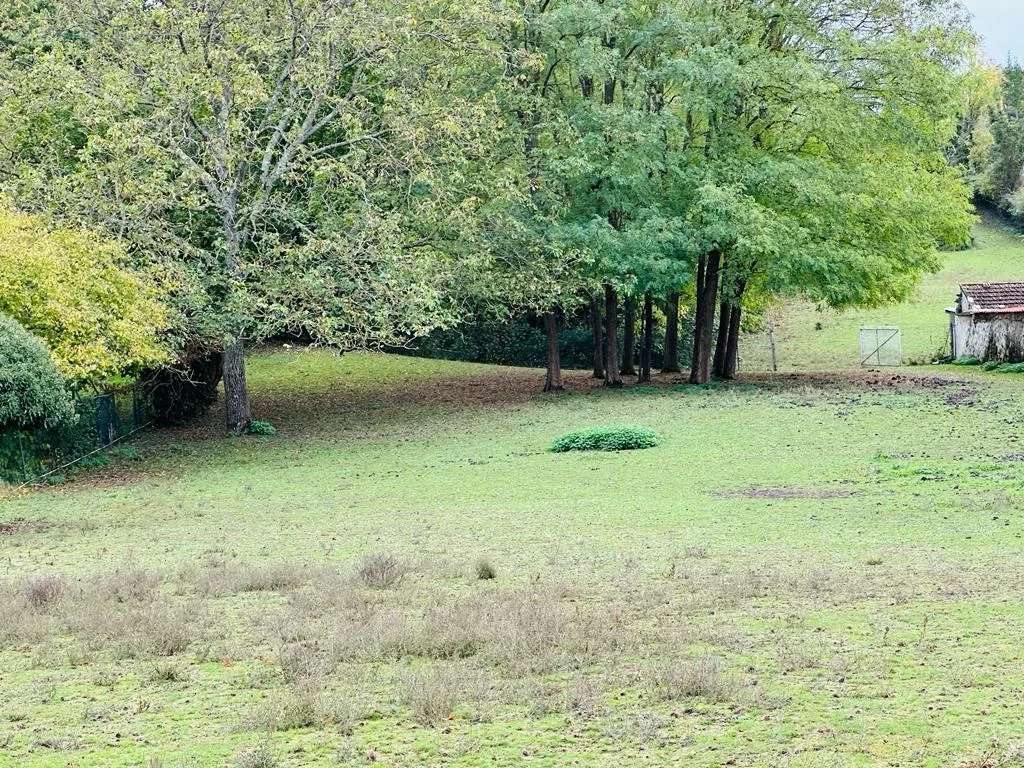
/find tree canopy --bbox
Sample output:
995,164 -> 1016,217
0,207 -> 168,388
0,0 -> 981,408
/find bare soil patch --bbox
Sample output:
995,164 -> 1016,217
717,485 -> 859,500
0,518 -> 53,535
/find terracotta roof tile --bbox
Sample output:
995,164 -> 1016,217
961,282 -> 1024,313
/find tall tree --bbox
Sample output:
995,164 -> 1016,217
1,0 -> 503,431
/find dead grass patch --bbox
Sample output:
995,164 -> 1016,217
400,665 -> 488,726
357,553 -> 405,590
717,485 -> 857,500
652,655 -> 745,703
245,683 -> 356,733
189,558 -> 314,596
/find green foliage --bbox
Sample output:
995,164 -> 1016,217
0,0 -> 510,356
247,420 -> 276,437
0,396 -> 104,484
966,64 -> 1024,224
550,425 -> 659,453
951,356 -> 982,366
978,362 -> 1024,374
0,207 -> 168,387
411,316 -> 598,370
0,314 -> 74,430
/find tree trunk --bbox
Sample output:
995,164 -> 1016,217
543,311 -> 564,392
621,296 -> 637,376
222,336 -> 251,434
723,279 -> 746,380
712,297 -> 731,379
689,255 -> 706,379
724,304 -> 742,380
221,208 -> 252,435
604,284 -> 623,387
589,295 -> 605,379
689,250 -> 721,385
662,291 -> 680,373
639,291 -> 653,383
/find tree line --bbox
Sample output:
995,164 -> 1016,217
953,61 -> 1024,225
0,0 -> 977,434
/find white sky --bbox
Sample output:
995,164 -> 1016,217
963,0 -> 1024,63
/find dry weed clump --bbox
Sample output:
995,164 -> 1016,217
245,683 -> 356,733
357,553 -> 405,590
19,574 -> 68,609
0,567 -> 200,659
235,742 -> 277,768
652,655 -> 745,703
190,558 -> 314,596
90,565 -> 161,603
277,640 -> 332,683
565,675 -> 605,720
400,665 -> 488,726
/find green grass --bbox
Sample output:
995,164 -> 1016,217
3,220 -> 1024,768
745,216 -> 1024,371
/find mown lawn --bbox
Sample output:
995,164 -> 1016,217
4,223 -> 1024,768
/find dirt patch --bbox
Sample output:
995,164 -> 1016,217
739,371 -> 979,394
944,386 -> 982,407
0,519 -> 53,535
718,485 -> 859,500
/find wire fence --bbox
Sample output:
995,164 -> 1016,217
1,385 -> 151,486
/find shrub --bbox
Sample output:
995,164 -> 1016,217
248,420 -> 276,436
0,207 -> 168,387
0,315 -> 74,430
550,425 -> 659,453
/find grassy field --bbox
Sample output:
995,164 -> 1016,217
745,216 -> 1024,371
4,222 -> 1024,768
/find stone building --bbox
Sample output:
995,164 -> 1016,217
947,282 -> 1024,361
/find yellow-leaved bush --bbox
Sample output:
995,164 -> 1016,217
0,207 -> 169,387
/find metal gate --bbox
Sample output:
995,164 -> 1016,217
859,327 -> 902,366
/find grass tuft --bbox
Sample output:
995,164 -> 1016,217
473,558 -> 497,581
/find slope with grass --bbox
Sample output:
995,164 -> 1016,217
744,217 -> 1024,371
4,346 -> 1024,767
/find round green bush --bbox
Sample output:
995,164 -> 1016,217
550,425 -> 659,453
0,314 -> 74,429
247,419 -> 277,436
